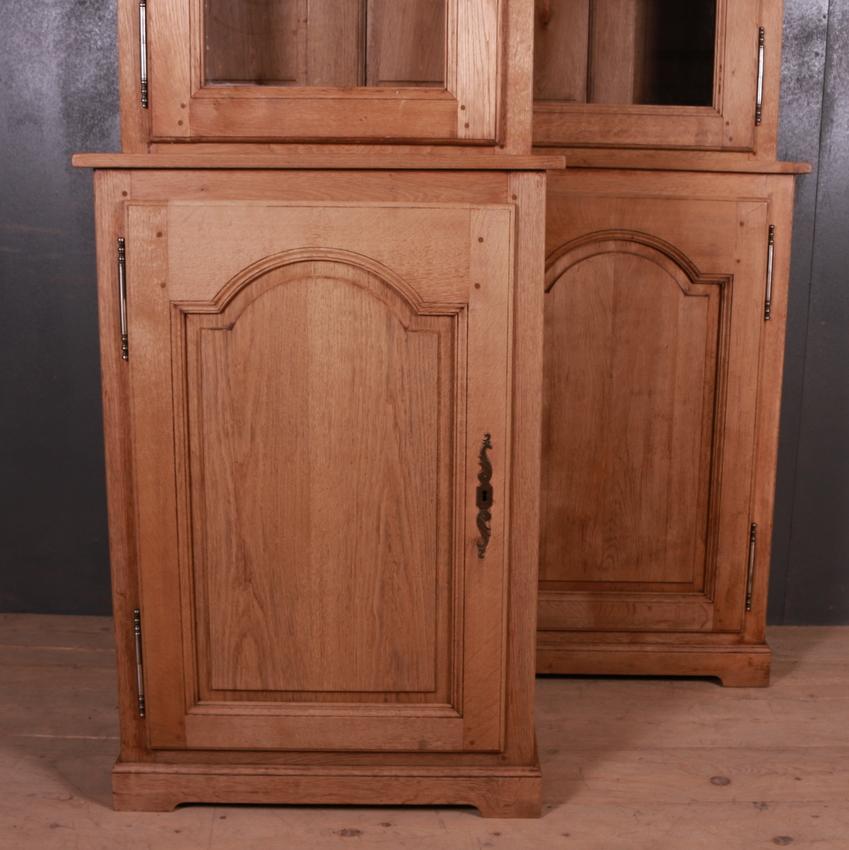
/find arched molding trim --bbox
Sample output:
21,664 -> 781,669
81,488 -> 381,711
545,230 -> 730,296
173,247 -> 447,320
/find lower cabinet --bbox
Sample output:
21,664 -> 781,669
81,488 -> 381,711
538,169 -> 796,687
94,167 -> 546,816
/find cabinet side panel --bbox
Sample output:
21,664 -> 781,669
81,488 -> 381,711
746,176 -> 795,641
93,170 -> 146,758
504,172 -> 545,762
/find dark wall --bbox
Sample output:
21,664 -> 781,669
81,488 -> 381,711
772,0 -> 849,624
0,1 -> 119,613
0,1 -> 846,622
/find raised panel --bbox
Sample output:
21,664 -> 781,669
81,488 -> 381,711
541,241 -> 727,592
185,262 -> 453,696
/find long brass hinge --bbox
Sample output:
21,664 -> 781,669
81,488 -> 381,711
745,523 -> 758,613
132,608 -> 146,718
755,27 -> 765,126
117,237 -> 129,361
764,225 -> 775,321
139,0 -> 149,108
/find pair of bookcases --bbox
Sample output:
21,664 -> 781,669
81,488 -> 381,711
74,0 -> 804,816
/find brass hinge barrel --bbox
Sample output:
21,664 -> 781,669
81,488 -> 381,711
139,0 -> 149,108
765,225 -> 775,320
755,27 -> 765,126
132,608 -> 146,718
745,523 -> 758,612
117,237 -> 129,361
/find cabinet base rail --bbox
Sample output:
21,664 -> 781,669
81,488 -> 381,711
537,638 -> 772,688
112,760 -> 543,818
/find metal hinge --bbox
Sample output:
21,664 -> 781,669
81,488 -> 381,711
764,225 -> 775,321
745,523 -> 757,612
132,608 -> 146,718
755,27 -> 765,126
139,0 -> 149,108
117,237 -> 129,361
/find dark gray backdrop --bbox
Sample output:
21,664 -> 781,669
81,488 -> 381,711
1,1 -> 846,623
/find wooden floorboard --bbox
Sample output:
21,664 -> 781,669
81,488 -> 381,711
1,614 -> 848,849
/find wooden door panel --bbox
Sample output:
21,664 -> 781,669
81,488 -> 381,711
192,264 -> 447,695
533,0 -> 761,151
127,199 -> 514,752
541,175 -> 768,634
148,0 -> 499,142
541,246 -> 724,589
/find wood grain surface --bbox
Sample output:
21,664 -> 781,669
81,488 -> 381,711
537,168 -> 798,681
122,194 -> 514,754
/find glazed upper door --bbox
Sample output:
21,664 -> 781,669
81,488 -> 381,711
533,0 -> 763,150
540,171 -> 769,634
126,197 -> 514,752
147,0 -> 500,142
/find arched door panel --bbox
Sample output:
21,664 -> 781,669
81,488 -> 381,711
125,200 -> 514,753
540,212 -> 767,637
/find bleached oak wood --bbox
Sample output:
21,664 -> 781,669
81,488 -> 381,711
141,0 -> 501,142
533,0 -> 590,104
537,169 -> 798,685
203,0 -> 302,85
533,0 -> 768,152
744,174 -> 796,646
541,170 -> 767,634
127,197 -> 512,753
92,171 -> 147,761
367,0 -> 446,87
111,764 -> 542,817
537,639 -> 772,687
82,167 -> 546,814
535,148 -> 809,173
587,0 -> 650,104
116,0 -> 149,151
72,153 -> 565,170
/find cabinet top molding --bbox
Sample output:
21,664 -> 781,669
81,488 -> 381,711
552,149 -> 811,175
72,153 -> 566,171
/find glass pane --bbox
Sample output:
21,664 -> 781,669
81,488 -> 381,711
204,0 -> 447,87
534,0 -> 716,107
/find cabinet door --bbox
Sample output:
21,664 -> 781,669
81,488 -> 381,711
126,199 -> 514,752
147,0 -> 499,142
533,0 -> 762,150
540,172 -> 769,634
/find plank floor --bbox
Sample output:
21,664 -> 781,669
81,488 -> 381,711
1,615 -> 847,849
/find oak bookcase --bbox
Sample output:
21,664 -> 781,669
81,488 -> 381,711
74,0 -> 803,816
